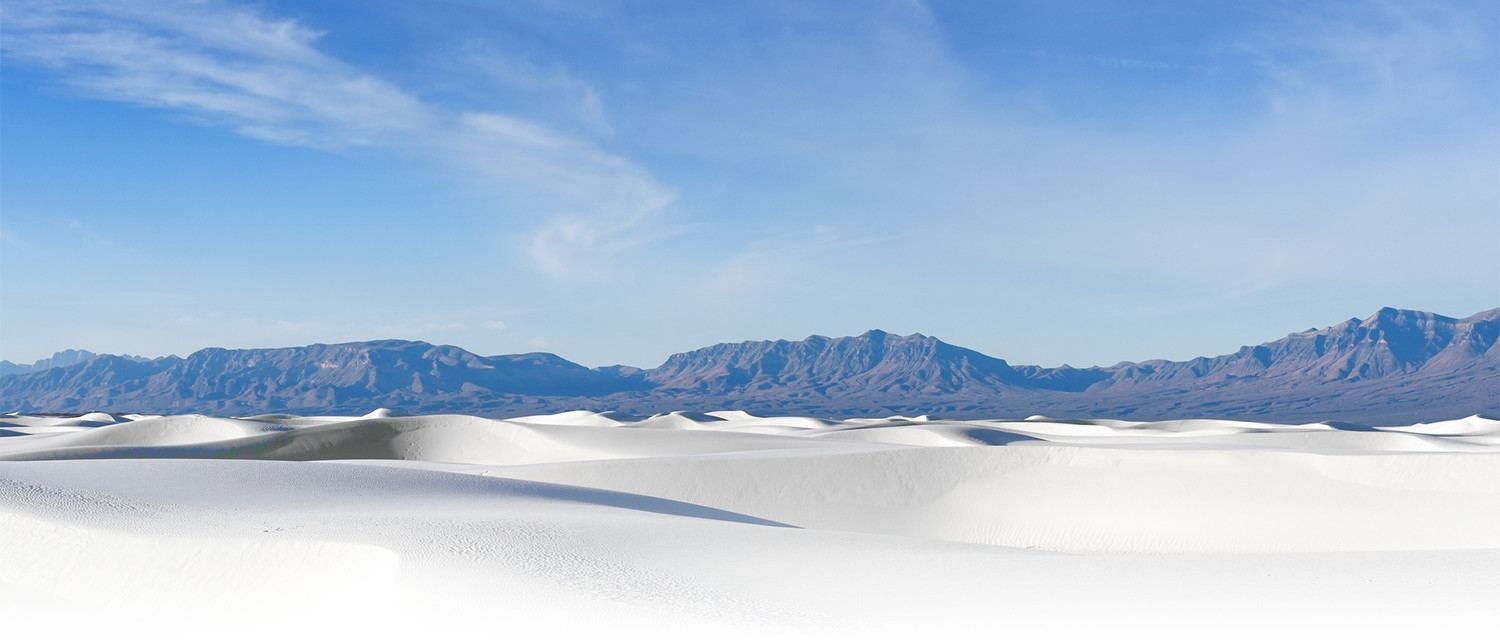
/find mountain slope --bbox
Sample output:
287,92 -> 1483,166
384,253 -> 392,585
1,307 -> 1494,423
1094,307 -> 1499,390
1,349 -> 100,376
645,330 -> 1028,395
0,341 -> 646,414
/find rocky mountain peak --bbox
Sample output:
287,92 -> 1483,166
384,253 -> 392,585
645,330 -> 1020,394
2,307 -> 1494,423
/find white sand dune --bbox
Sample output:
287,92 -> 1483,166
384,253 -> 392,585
0,410 -> 1496,637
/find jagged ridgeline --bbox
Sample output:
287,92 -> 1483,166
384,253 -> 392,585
2,307 -> 1496,424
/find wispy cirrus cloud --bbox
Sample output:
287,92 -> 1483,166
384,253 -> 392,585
1,0 -> 672,278
455,40 -> 616,135
3,0 -> 430,147
452,111 -> 674,279
1239,2 -> 1495,128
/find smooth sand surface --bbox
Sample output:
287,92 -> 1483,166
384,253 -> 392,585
1,410 -> 1496,638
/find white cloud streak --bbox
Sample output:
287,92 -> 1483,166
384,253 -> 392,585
1240,2 -> 1494,128
456,41 -> 616,135
1,0 -> 671,278
3,0 -> 429,146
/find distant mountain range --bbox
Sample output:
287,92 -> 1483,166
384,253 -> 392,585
2,307 -> 1496,424
0,349 -> 152,376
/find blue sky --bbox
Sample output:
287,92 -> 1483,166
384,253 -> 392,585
2,0 -> 1496,368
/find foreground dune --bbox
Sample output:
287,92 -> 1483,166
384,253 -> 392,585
1,410 -> 1496,638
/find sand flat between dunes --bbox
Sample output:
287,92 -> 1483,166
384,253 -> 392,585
0,411 -> 1496,638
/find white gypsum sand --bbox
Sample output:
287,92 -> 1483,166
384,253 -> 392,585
0,410 -> 1496,638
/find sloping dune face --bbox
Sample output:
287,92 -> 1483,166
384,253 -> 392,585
0,410 -> 1497,637
2,411 -> 1497,552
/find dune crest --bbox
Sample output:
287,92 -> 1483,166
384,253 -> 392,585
1,410 -> 1496,637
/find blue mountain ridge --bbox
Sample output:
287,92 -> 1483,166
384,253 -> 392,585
2,307 -> 1495,425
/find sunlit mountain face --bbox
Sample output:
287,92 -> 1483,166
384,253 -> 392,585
4,308 -> 1495,425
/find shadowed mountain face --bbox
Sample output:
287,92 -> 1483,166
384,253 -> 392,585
645,330 -> 1028,395
2,307 -> 1495,424
0,341 -> 648,416
164,341 -> 636,400
1095,307 -> 1498,389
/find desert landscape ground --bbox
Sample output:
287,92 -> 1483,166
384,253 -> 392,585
3,2 -> 1496,638
2,409 -> 1496,638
